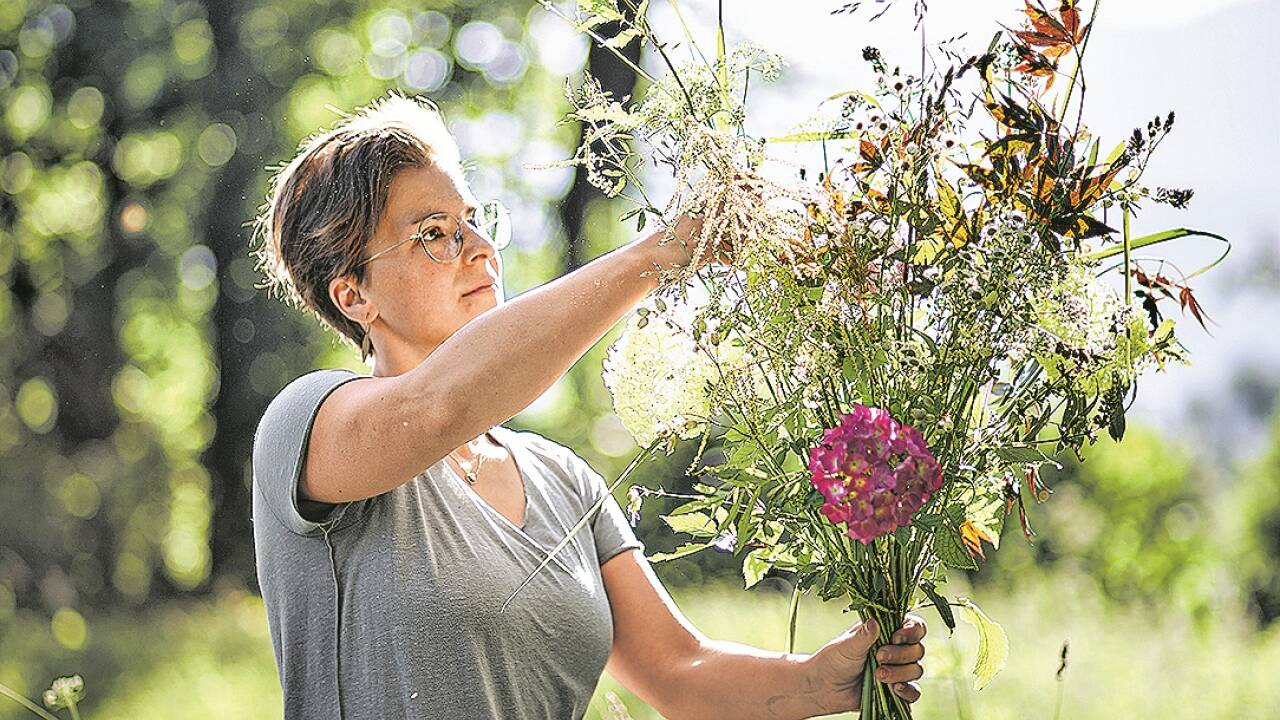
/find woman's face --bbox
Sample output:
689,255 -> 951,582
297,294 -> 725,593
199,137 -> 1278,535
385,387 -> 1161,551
356,160 -> 506,363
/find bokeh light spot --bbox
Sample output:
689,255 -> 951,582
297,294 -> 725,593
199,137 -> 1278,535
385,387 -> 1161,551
16,376 -> 57,433
50,608 -> 87,650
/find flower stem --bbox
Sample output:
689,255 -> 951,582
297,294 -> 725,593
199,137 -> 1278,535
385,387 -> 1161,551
786,581 -> 802,653
0,683 -> 61,720
1056,0 -> 1103,123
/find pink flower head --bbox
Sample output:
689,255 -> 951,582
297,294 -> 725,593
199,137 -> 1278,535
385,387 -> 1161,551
807,404 -> 944,544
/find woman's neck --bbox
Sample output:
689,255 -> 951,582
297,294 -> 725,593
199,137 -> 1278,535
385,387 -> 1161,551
370,337 -> 439,378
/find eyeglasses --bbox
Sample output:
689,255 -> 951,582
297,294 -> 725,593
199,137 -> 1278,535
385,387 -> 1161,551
359,200 -> 512,266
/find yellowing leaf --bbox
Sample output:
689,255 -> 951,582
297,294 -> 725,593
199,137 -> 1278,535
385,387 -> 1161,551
958,597 -> 1009,691
743,547 -> 771,589
662,511 -> 720,538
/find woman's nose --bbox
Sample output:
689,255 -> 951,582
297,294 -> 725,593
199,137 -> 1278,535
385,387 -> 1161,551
460,222 -> 497,264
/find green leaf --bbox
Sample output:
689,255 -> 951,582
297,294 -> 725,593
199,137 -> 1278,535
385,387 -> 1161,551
823,89 -> 882,110
602,27 -> 642,49
1086,228 -> 1230,281
669,496 -> 720,515
764,129 -> 861,144
1108,407 -> 1126,442
919,580 -> 955,633
743,547 -> 771,588
647,542 -> 712,563
1103,139 -> 1127,166
965,494 -> 1005,551
736,466 -> 771,484
662,511 -> 719,538
934,524 -> 978,570
994,445 -> 1052,464
713,6 -> 731,133
579,0 -> 624,24
957,597 -> 1009,691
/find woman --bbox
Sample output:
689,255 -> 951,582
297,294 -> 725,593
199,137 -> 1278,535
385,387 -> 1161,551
250,91 -> 927,719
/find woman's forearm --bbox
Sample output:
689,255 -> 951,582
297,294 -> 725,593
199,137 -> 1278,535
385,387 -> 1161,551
666,640 -> 832,720
411,231 -> 680,438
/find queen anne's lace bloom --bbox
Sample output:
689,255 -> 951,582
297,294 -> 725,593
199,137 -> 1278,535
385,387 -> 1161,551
603,308 -> 720,448
1033,264 -> 1152,393
808,405 -> 944,543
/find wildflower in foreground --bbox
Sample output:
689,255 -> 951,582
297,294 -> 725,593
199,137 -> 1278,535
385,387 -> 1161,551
625,485 -> 644,527
710,529 -> 738,553
43,674 -> 85,710
808,405 -> 944,544
603,308 -> 717,448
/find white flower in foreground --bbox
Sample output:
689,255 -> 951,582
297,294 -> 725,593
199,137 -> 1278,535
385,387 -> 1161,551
1032,264 -> 1152,393
604,309 -> 721,449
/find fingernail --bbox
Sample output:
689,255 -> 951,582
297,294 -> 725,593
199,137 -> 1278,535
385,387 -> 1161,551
865,619 -> 879,635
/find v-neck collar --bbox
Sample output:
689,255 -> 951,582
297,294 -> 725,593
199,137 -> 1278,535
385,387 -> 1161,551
444,425 -> 531,532
439,426 -> 581,579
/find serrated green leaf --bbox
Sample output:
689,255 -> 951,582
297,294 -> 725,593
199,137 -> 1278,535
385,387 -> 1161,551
934,524 -> 978,570
647,542 -> 712,563
743,547 -> 771,588
662,511 -> 718,538
957,597 -> 1008,691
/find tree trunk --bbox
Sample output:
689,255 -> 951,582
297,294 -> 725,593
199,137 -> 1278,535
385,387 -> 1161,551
560,10 -> 645,271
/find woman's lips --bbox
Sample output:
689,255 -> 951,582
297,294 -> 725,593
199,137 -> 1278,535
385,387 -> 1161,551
463,283 -> 496,297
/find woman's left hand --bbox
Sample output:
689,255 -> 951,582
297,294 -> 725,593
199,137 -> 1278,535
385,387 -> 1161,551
803,613 -> 928,713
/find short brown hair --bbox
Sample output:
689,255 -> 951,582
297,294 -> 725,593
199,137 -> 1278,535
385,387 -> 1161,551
252,90 -> 463,358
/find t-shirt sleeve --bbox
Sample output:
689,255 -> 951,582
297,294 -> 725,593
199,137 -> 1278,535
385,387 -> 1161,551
573,453 -> 646,566
252,369 -> 363,537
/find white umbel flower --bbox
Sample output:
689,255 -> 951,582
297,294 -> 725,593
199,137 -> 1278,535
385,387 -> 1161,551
603,308 -> 720,448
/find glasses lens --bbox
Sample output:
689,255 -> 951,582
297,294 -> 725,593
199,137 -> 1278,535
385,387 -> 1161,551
418,214 -> 463,262
476,201 -> 512,250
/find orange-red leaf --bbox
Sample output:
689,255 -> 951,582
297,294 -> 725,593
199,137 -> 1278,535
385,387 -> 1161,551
859,138 -> 882,166
1178,285 -> 1213,333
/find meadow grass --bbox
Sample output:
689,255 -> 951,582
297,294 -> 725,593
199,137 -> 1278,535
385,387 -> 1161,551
589,571 -> 1280,720
4,571 -> 1277,719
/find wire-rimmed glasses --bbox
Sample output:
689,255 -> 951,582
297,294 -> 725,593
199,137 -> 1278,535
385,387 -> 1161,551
359,200 -> 512,266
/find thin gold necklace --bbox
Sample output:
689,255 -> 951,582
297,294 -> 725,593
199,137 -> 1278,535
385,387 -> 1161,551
450,433 -> 489,485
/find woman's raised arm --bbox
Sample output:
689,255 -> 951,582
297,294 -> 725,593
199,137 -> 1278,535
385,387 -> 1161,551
300,220 -> 707,505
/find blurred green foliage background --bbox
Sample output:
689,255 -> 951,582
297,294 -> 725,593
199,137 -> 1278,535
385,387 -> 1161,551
0,0 -> 1277,717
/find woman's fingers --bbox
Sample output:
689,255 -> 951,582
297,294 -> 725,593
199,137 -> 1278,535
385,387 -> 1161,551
892,681 -> 922,703
893,613 -> 928,644
875,641 -> 925,665
874,660 -> 924,685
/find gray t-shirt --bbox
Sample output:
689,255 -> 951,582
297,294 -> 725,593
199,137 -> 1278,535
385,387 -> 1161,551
251,369 -> 645,719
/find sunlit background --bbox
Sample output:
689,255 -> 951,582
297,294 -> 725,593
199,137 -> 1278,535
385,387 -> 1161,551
1,0 -> 1277,717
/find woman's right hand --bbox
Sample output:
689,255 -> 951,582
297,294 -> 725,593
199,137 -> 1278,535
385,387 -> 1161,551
650,212 -> 732,272
648,172 -> 765,273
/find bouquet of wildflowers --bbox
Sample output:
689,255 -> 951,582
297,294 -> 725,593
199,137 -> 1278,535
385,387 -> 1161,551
515,1 -> 1228,717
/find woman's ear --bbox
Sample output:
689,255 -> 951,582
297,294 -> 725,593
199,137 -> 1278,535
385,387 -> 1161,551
330,274 -> 378,326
